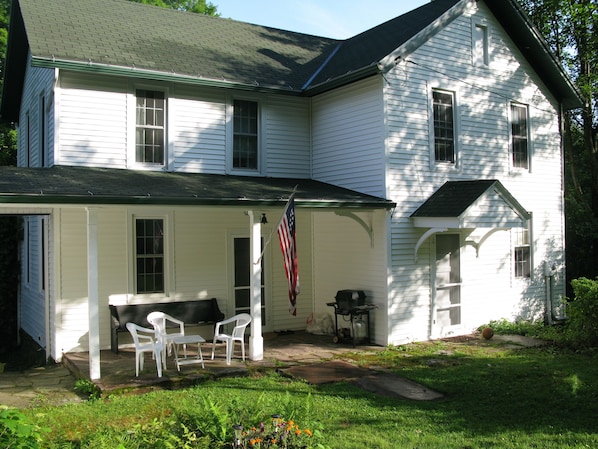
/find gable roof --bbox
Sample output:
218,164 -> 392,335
0,166 -> 396,209
410,179 -> 530,229
1,0 -> 581,121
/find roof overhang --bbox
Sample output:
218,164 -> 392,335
0,166 -> 396,211
410,180 -> 530,260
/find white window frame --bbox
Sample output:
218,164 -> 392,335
513,219 -> 533,280
227,96 -> 263,175
128,211 -> 173,298
509,102 -> 532,172
127,85 -> 170,171
429,87 -> 461,170
39,92 -> 47,167
472,20 -> 490,67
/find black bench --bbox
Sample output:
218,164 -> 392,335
109,298 -> 225,353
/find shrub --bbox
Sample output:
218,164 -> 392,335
0,406 -> 46,449
566,277 -> 598,347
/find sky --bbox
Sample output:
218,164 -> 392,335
215,1 -> 430,39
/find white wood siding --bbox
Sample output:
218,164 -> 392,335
384,2 -> 564,343
17,56 -> 55,168
19,217 -> 47,349
54,73 -> 312,178
312,77 -> 387,197
58,73 -> 129,168
265,95 -> 311,178
312,210 -> 389,344
172,87 -> 227,173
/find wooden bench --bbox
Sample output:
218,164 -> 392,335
109,298 -> 225,353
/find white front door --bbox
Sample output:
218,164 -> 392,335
432,234 -> 461,337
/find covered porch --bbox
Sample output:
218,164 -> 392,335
0,165 -> 395,381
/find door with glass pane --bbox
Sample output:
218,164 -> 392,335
233,237 -> 266,325
433,234 -> 461,336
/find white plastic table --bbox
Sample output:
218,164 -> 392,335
172,335 -> 205,370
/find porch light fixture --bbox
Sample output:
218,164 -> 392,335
261,213 -> 268,224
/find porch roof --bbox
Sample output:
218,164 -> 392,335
410,179 -> 530,229
0,166 -> 395,209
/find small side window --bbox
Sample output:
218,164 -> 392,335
473,22 -> 489,67
514,226 -> 531,278
511,103 -> 530,170
432,89 -> 455,164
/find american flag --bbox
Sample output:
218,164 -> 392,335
277,195 -> 299,315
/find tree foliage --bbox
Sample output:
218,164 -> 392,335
519,0 -> 598,286
127,0 -> 219,15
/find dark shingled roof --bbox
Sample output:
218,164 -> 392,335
1,0 -> 581,120
411,180 -> 502,218
0,166 -> 396,208
16,0 -> 338,90
308,0 -> 460,88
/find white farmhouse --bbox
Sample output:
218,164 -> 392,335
0,0 -> 580,379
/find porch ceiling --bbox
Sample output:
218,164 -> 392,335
0,166 -> 395,209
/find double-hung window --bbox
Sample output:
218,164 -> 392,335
511,103 -> 529,170
433,90 -> 456,164
514,225 -> 531,278
233,99 -> 258,170
136,90 -> 165,166
135,218 -> 165,294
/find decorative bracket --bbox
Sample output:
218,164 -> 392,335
465,227 -> 509,257
334,211 -> 374,247
414,228 -> 448,262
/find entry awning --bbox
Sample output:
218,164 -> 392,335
0,166 -> 396,210
410,180 -> 530,260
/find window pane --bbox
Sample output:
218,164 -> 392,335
135,218 -> 164,294
515,247 -> 531,278
136,90 -> 165,165
233,100 -> 258,169
511,104 -> 528,169
433,91 -> 455,163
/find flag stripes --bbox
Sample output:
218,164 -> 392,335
277,195 -> 299,315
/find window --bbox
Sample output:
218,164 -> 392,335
433,90 -> 455,163
136,90 -> 165,165
511,103 -> 529,169
39,94 -> 46,167
473,23 -> 489,67
514,226 -> 531,278
135,218 -> 164,294
233,99 -> 258,170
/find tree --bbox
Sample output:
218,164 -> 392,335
518,0 -> 598,287
127,0 -> 219,15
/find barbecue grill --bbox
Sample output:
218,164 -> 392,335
327,290 -> 376,345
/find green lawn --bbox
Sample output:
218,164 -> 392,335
16,339 -> 598,448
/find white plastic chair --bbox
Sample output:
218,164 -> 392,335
211,313 -> 252,365
146,311 -> 185,361
126,322 -> 163,377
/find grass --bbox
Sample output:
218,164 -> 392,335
17,337 -> 598,448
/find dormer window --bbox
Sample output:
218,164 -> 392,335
136,90 -> 165,165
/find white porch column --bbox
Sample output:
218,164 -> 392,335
86,207 -> 101,379
247,211 -> 263,361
